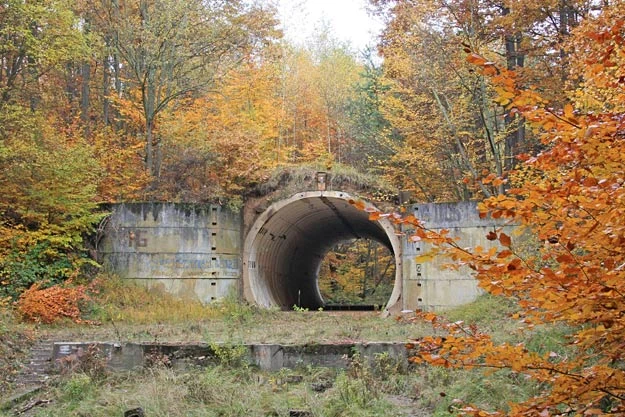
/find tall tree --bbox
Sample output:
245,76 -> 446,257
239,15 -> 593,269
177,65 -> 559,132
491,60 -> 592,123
370,0 -> 607,200
344,50 -> 399,172
388,3 -> 625,414
0,0 -> 88,109
311,27 -> 360,163
89,0 -> 280,178
154,45 -> 285,203
276,34 -> 363,167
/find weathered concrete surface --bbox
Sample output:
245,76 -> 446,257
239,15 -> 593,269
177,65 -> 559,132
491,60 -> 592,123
100,199 -> 510,312
242,191 -> 403,312
52,342 -> 408,372
100,203 -> 241,304
400,201 -> 511,312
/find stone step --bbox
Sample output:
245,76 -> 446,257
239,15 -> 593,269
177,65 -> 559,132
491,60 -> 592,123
14,340 -> 56,388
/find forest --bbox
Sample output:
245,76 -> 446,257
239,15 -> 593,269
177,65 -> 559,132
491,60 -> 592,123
1,0 -> 625,415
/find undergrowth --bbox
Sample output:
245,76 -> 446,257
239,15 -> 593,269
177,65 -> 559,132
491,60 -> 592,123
86,274 -> 218,324
15,352 -> 414,416
0,308 -> 34,396
1,282 -> 562,416
86,274 -> 274,327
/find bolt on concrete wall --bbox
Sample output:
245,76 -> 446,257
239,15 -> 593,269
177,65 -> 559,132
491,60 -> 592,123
99,203 -> 242,303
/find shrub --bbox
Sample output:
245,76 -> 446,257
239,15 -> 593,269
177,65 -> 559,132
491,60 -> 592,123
16,282 -> 91,324
61,373 -> 93,402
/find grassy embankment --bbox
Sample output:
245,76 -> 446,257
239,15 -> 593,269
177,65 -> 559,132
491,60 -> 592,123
1,277 -> 570,416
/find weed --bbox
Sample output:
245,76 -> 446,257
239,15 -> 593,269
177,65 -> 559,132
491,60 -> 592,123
210,343 -> 250,368
214,291 -> 257,324
440,293 -> 521,344
184,366 -> 263,416
143,349 -> 172,369
337,371 -> 376,405
323,371 -> 393,417
524,323 -> 572,357
0,307 -> 33,395
57,344 -> 108,380
442,294 -> 518,327
373,352 -> 399,375
88,274 -> 215,324
61,373 -> 93,402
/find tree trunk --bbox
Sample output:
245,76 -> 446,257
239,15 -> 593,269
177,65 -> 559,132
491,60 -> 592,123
502,7 -> 526,172
81,60 -> 91,136
145,118 -> 154,175
103,56 -> 110,126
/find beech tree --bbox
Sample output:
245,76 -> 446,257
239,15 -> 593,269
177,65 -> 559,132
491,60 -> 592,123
154,46 -> 285,203
0,1 -> 104,299
364,3 -> 625,414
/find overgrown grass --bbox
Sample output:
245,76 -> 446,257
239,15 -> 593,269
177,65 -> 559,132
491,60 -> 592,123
22,355 -> 417,417
254,164 -> 396,202
1,282 -> 567,416
440,293 -> 521,343
86,274 -> 221,324
5,337 -> 544,417
40,274 -> 429,345
412,294 -> 572,415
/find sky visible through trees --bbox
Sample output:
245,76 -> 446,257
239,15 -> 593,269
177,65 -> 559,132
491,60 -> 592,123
276,0 -> 383,52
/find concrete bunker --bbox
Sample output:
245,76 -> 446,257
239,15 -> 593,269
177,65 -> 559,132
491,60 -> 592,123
243,191 -> 402,311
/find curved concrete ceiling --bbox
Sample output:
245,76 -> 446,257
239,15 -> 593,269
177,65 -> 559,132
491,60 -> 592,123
243,191 -> 402,310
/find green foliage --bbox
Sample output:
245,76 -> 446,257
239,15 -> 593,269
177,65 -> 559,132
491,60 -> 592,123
0,243 -> 68,298
0,0 -> 88,106
209,343 -> 250,368
345,53 -> 401,172
0,111 -> 104,299
0,243 -> 91,299
61,373 -> 94,403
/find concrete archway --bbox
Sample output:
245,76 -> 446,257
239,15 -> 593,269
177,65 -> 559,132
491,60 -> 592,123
243,191 -> 402,312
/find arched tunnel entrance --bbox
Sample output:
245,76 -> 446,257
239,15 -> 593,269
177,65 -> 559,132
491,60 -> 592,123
243,191 -> 402,312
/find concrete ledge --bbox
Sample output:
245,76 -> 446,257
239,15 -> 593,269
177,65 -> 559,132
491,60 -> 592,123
1,386 -> 43,412
52,342 -> 408,372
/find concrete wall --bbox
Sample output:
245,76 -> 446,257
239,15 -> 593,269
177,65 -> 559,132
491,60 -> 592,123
401,201 -> 508,312
53,342 -> 408,372
100,200 -> 508,311
100,203 -> 241,304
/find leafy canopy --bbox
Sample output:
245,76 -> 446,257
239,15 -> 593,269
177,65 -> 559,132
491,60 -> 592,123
362,3 -> 625,415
